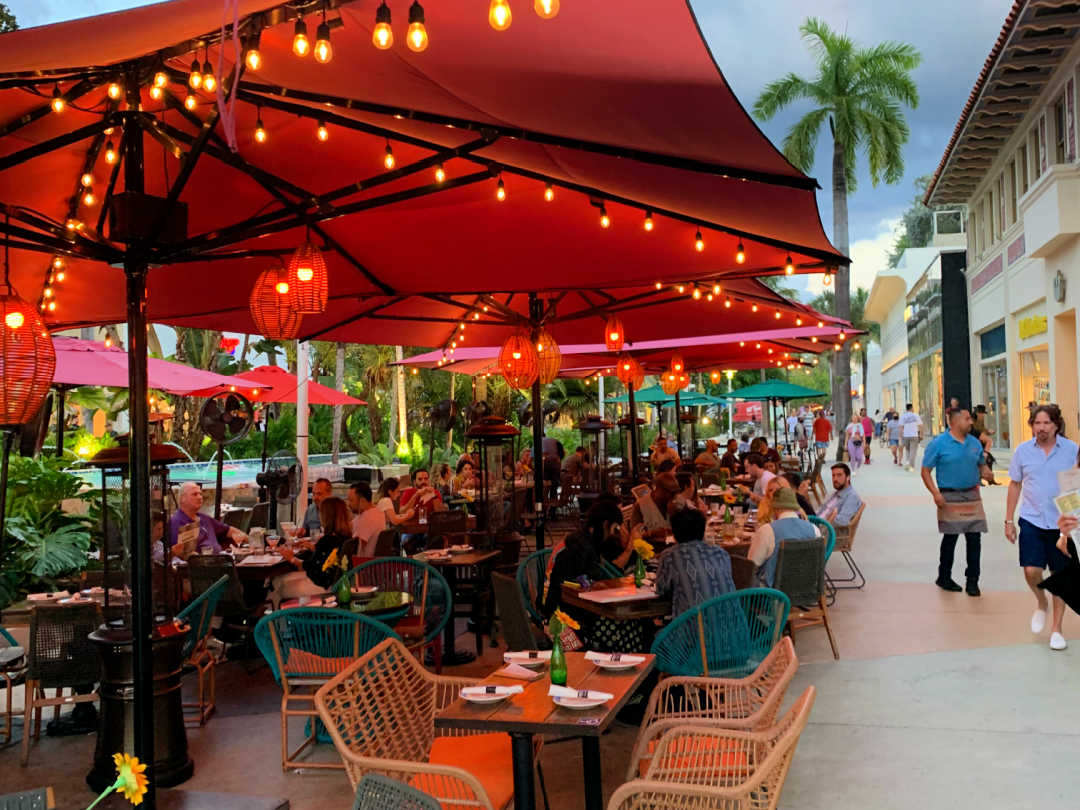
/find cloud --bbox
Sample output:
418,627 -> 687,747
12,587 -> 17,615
804,217 -> 901,297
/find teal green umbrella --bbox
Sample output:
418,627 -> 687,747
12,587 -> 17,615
607,385 -> 721,406
717,380 -> 826,448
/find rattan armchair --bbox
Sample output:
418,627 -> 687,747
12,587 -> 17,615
315,637 -> 541,810
626,637 -> 798,780
353,774 -> 441,810
830,502 -> 866,589
607,686 -> 816,810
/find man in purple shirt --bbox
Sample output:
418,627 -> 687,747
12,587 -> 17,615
168,482 -> 246,558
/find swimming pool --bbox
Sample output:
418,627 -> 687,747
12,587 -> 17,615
66,452 -> 361,487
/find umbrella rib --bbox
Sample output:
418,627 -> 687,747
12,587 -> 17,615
0,212 -> 119,263
238,81 -> 818,192
0,77 -> 100,140
96,123 -> 127,235
0,116 -> 119,173
298,297 -> 403,342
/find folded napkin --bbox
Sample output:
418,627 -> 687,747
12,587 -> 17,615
585,651 -> 645,665
548,685 -> 614,701
461,685 -> 525,697
503,650 -> 552,663
495,662 -> 543,680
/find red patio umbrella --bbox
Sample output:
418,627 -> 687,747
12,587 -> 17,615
184,364 -> 365,406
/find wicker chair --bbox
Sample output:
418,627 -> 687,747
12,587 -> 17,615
175,574 -> 230,726
491,572 -> 545,652
254,608 -> 400,771
353,774 -> 441,810
515,548 -> 552,625
0,787 -> 55,810
650,589 -> 790,678
774,538 -> 838,659
808,458 -> 826,506
315,637 -> 542,809
344,557 -> 451,672
627,637 -> 798,780
187,553 -> 265,654
728,556 -> 757,591
21,603 -> 101,765
607,686 -> 816,810
1,626 -> 26,746
829,502 -> 866,589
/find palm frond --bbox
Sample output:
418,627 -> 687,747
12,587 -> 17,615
752,74 -> 820,120
780,107 -> 830,173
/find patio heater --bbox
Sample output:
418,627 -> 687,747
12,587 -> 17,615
464,416 -> 520,545
678,410 -> 698,457
616,415 -> 645,485
576,413 -> 613,513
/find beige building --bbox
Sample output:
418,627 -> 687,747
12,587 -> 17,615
926,0 -> 1080,450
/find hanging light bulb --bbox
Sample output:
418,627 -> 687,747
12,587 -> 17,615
599,204 -> 610,229
80,173 -> 93,188
496,176 -> 506,201
489,0 -> 512,30
254,110 -> 267,144
50,84 -> 64,113
373,1 -> 394,49
654,281 -> 662,290
692,288 -> 702,300
643,210 -> 654,231
383,142 -> 395,170
153,70 -> 168,89
735,241 -> 746,264
534,0 -> 559,18
724,297 -> 732,308
244,30 -> 263,71
796,317 -> 803,326
107,82 -> 122,100
104,141 -> 117,164
676,284 -> 685,294
316,120 -> 329,141
149,84 -> 163,101
83,191 -> 95,206
189,58 -> 202,89
822,272 -> 832,286
184,91 -> 197,111
694,229 -> 705,252
407,1 -> 429,52
52,257 -> 64,270
202,59 -> 216,93
784,254 -> 794,275
751,304 -> 758,312
544,184 -> 554,202
293,17 -> 310,57
47,301 -> 56,312
435,164 -> 446,183
314,15 -> 333,63
774,309 -> 781,320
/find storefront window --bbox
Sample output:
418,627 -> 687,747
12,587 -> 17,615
1019,349 -> 1051,416
980,359 -> 1009,448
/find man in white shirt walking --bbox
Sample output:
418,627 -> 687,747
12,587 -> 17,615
899,403 -> 923,471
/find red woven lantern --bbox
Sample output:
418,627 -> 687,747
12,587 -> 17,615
499,330 -> 539,389
0,285 -> 55,428
287,238 -> 328,314
615,352 -> 644,391
250,265 -> 302,340
603,315 -> 625,352
534,327 -> 561,384
659,370 -> 683,396
669,352 -> 686,375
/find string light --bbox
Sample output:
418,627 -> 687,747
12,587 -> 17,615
676,284 -> 685,294
534,0 -> 559,18
184,91 -> 197,111
107,82 -> 122,100
796,317 -> 803,326
489,0 -> 513,30
52,257 -> 64,270
316,120 -> 329,141
774,309 -> 781,319
643,210 -> 654,231
712,283 -> 721,296
83,191 -> 95,206
784,254 -> 794,275
811,336 -> 818,343
202,54 -> 216,93
407,1 -> 429,52
735,241 -> 746,264
692,288 -> 701,300
373,1 -> 394,49
822,271 -> 832,287
544,184 -> 554,202
654,281 -> 662,290
149,84 -> 163,101
706,293 -> 714,302
189,58 -> 202,89
47,301 -> 56,312
435,164 -> 446,183
383,142 -> 395,170
254,110 -> 267,143
496,175 -> 506,201
80,173 -> 93,188
293,17 -> 310,56
51,84 -> 64,113
244,30 -> 263,71
751,304 -> 758,312
724,297 -> 732,308
314,13 -> 333,63
104,141 -> 117,164
694,229 -> 704,252
853,341 -> 861,350
599,204 -> 610,229
817,320 -> 824,328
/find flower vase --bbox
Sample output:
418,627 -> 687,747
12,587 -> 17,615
634,555 -> 646,588
336,578 -> 352,609
723,505 -> 733,524
549,635 -> 567,686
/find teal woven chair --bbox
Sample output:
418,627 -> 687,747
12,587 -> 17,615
651,588 -> 791,678
353,774 -> 440,810
254,608 -> 400,771
342,558 -> 451,672
175,574 -> 229,727
600,559 -> 625,578
516,547 -> 552,625
808,515 -> 836,560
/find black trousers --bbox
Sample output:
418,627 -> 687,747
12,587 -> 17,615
939,532 -> 981,582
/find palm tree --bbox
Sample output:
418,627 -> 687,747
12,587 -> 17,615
811,287 -> 881,409
753,17 -> 920,437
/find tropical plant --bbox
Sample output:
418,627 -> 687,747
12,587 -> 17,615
547,379 -> 596,423
810,287 -> 880,407
753,17 -> 921,437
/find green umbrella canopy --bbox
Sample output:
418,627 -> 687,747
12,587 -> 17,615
607,385 -> 719,405
718,380 -> 827,401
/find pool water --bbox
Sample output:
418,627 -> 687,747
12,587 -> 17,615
66,452 -> 360,488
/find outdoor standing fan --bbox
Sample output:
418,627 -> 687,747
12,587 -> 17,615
198,391 -> 255,520
427,398 -> 460,467
517,399 -> 558,427
465,399 -> 492,426
254,457 -> 300,533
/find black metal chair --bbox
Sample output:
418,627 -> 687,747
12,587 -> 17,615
729,554 -> 758,591
248,501 -> 271,530
373,529 -> 399,557
426,510 -> 468,548
21,604 -> 101,765
187,554 -> 265,658
774,536 -> 838,659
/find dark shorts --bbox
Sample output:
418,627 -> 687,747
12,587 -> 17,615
1018,518 -> 1071,572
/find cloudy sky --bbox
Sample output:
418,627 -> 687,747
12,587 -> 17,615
9,0 -> 1011,299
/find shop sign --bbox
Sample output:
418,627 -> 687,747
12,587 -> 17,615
1018,314 -> 1048,340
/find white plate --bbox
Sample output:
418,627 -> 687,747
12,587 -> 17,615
592,659 -> 641,671
461,692 -> 511,704
449,545 -> 474,554
503,651 -> 551,668
553,695 -> 608,710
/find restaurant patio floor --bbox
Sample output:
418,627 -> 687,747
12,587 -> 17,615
3,457 -> 1079,809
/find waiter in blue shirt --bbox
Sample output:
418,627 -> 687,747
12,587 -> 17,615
921,407 -> 994,596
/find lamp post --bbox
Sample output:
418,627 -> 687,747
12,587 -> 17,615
725,369 -> 735,440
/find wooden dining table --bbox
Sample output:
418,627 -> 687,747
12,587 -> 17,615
436,652 -> 655,810
560,580 -> 671,621
421,548 -> 501,665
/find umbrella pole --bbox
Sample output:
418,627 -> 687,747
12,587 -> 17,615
674,389 -> 682,458
56,387 -> 65,458
0,429 -> 12,560
528,293 -> 545,550
628,386 -> 640,481
213,444 -> 224,521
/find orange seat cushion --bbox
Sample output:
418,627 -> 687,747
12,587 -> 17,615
412,733 -> 516,810
639,736 -> 751,779
282,648 -> 353,678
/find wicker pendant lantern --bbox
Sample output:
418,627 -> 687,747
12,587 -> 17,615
669,352 -> 686,376
287,236 -> 328,314
615,352 -> 644,391
603,315 -> 625,352
534,327 -> 561,384
250,264 -> 302,340
659,370 -> 683,396
0,244 -> 55,428
499,330 -> 539,389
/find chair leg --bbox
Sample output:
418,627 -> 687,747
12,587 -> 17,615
433,638 -> 443,675
820,596 -> 839,660
829,551 -> 866,589
537,762 -> 551,810
280,696 -> 289,772
20,680 -> 35,766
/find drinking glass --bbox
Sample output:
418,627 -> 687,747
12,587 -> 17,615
266,535 -> 279,553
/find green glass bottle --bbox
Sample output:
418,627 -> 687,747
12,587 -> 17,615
336,577 -> 352,609
724,504 -> 734,524
634,554 -> 646,588
549,636 -> 567,686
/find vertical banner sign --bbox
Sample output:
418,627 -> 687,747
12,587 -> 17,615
1039,114 -> 1048,173
1067,76 -> 1076,162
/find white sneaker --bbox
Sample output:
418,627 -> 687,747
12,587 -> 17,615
1032,609 -> 1048,634
1050,632 -> 1067,651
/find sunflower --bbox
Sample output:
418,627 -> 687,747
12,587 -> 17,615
632,537 -> 655,561
723,493 -> 737,505
112,753 -> 148,806
551,608 -> 580,632
321,548 -> 339,572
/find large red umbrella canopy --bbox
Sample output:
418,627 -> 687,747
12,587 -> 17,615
0,0 -> 845,337
185,364 -> 365,405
